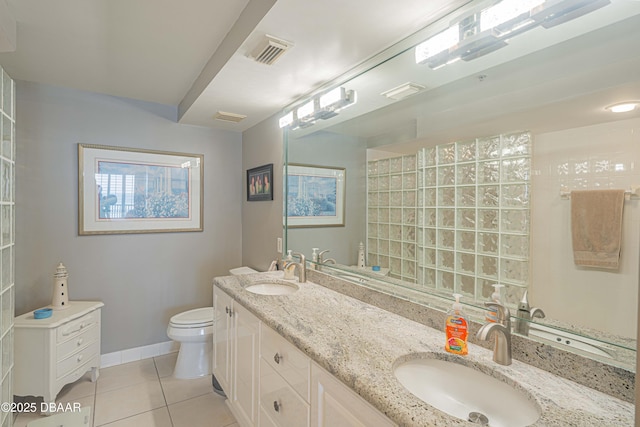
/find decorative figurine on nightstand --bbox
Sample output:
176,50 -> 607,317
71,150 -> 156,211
52,262 -> 70,310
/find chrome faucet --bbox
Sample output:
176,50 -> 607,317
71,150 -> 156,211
514,290 -> 546,336
285,252 -> 306,283
477,302 -> 512,366
318,249 -> 330,263
316,250 -> 336,271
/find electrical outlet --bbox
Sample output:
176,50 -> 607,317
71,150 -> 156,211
277,237 -> 283,253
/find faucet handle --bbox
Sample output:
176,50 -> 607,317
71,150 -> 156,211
484,301 -> 511,324
530,307 -> 546,320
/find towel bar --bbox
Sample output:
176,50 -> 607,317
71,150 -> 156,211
560,187 -> 640,200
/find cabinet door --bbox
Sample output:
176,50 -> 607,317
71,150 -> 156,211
232,302 -> 260,427
311,363 -> 396,427
213,286 -> 233,394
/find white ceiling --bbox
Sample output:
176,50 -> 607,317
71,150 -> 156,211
290,0 -> 640,145
0,0 -> 474,132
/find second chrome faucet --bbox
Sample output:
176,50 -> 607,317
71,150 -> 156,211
477,302 -> 512,365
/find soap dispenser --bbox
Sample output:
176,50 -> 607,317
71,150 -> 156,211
445,294 -> 468,356
311,248 -> 319,271
283,250 -> 295,279
485,284 -> 504,323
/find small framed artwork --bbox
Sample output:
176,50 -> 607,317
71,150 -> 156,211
78,144 -> 204,235
286,164 -> 346,228
247,163 -> 274,201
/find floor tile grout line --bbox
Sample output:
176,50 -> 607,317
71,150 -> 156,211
153,355 -> 176,427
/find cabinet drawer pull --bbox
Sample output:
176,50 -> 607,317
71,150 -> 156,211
77,354 -> 84,363
63,323 -> 87,337
273,400 -> 280,413
273,353 -> 281,364
77,338 -> 84,346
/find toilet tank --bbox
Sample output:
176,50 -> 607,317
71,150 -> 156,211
229,266 -> 258,276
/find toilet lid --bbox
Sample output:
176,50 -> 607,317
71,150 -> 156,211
170,307 -> 214,326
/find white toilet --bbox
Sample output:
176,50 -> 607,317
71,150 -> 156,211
167,266 -> 258,379
167,307 -> 214,379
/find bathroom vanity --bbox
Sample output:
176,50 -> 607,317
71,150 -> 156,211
213,272 -> 633,427
213,284 -> 392,427
13,301 -> 103,404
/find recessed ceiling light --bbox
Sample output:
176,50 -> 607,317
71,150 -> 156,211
213,111 -> 247,123
381,82 -> 426,101
605,102 -> 639,113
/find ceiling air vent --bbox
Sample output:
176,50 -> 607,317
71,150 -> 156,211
214,111 -> 247,123
249,35 -> 293,65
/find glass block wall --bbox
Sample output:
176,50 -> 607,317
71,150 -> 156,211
367,132 -> 531,306
367,154 -> 418,282
0,67 -> 14,427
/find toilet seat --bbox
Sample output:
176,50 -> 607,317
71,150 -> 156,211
169,307 -> 213,329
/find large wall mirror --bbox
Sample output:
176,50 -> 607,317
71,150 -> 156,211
284,0 -> 640,372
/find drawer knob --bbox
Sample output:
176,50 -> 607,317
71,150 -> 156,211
273,353 -> 281,364
273,400 -> 280,413
77,338 -> 84,346
77,355 -> 84,363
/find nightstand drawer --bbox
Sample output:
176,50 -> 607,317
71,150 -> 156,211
56,323 -> 99,361
56,341 -> 99,379
261,323 -> 310,402
57,310 -> 99,343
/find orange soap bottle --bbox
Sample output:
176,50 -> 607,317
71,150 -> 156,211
445,293 -> 468,356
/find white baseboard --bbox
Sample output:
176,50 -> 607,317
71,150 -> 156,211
100,340 -> 179,368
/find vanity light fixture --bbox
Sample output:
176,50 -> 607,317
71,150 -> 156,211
415,0 -> 611,69
530,0 -> 611,29
279,86 -> 357,129
606,102 -> 639,113
319,87 -> 344,109
279,111 -> 294,128
317,87 -> 357,120
415,25 -> 460,66
297,99 -> 316,120
480,0 -> 545,33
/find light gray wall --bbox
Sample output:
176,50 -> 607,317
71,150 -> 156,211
288,131 -> 367,264
241,113 -> 283,270
15,81 -> 243,353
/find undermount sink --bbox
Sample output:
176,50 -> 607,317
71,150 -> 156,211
244,282 -> 299,295
394,357 -> 540,427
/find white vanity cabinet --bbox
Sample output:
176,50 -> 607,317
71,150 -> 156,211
213,283 -> 396,427
213,287 -> 233,393
259,323 -> 310,427
13,301 -> 104,403
311,362 -> 396,427
213,286 -> 260,427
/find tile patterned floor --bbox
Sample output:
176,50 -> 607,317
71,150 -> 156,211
13,353 -> 238,427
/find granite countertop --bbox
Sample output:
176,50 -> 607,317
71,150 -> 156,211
213,272 -> 634,427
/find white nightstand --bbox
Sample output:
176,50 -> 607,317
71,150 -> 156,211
13,301 -> 104,403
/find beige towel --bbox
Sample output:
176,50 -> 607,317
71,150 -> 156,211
571,189 -> 625,269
